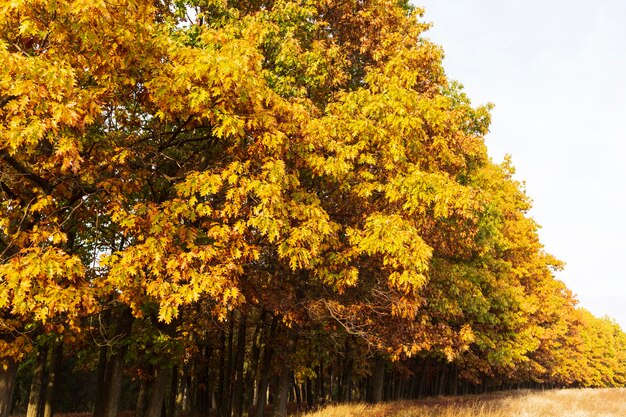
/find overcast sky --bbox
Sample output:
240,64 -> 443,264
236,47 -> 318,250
417,0 -> 626,328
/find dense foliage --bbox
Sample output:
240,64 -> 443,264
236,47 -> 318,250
1,1 -> 625,417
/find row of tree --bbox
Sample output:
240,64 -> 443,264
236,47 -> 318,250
1,1 -> 625,417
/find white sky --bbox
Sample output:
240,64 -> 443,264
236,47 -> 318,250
417,0 -> 626,328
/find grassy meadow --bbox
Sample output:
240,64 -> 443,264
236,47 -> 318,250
302,389 -> 626,417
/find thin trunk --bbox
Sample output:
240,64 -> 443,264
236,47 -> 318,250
318,366 -> 325,402
341,355 -> 353,403
408,360 -> 418,399
394,379 -> 402,401
136,378 -> 150,417
232,314 -> 246,417
145,367 -> 172,417
244,311 -> 265,412
92,307 -> 116,417
274,329 -> 296,417
337,356 -> 343,402
194,347 -> 211,417
167,366 -> 178,417
174,366 -> 188,417
100,308 -> 134,417
217,330 -> 226,417
383,370 -> 391,401
292,376 -> 301,412
436,364 -> 446,397
0,358 -> 17,417
189,360 -> 197,416
93,346 -> 109,417
43,342 -> 63,417
224,314 -> 234,417
255,316 -> 278,417
305,379 -> 314,410
328,368 -> 334,402
371,356 -> 385,403
26,347 -> 46,417
418,359 -> 428,398
449,364 -> 458,396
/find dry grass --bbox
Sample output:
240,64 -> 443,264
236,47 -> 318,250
302,389 -> 626,417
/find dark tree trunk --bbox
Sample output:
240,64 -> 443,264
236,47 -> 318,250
255,316 -> 278,417
136,378 -> 150,417
305,379 -> 314,410
225,314 -> 235,417
232,313 -> 246,417
95,308 -> 134,417
436,364 -> 447,397
145,367 -> 172,417
93,346 -> 109,417
273,329 -> 296,417
408,360 -> 418,399
383,370 -> 391,401
193,346 -> 212,417
371,356 -> 385,403
173,366 -> 188,417
244,311 -> 265,412
274,361 -> 291,417
217,329 -> 226,417
0,358 -> 17,417
292,376 -> 301,412
318,366 -> 325,403
449,364 -> 458,396
103,346 -> 126,417
167,366 -> 178,417
43,342 -> 62,417
341,356 -> 353,403
418,359 -> 428,398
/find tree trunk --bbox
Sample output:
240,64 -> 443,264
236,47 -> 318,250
167,366 -> 178,417
417,359 -> 428,398
305,379 -> 314,410
43,342 -> 63,417
174,366 -> 188,417
93,308 -> 113,417
0,358 -> 17,417
103,347 -> 126,417
318,366 -> 325,403
136,378 -> 150,417
292,376 -> 301,412
371,356 -> 385,403
274,367 -> 290,417
93,346 -> 109,417
95,307 -> 134,417
449,364 -> 458,396
145,367 -> 172,417
244,311 -> 265,413
232,313 -> 246,417
217,329 -> 226,417
224,313 -> 234,417
341,355 -> 353,403
26,347 -> 46,417
436,364 -> 446,397
274,329 -> 296,417
255,316 -> 278,417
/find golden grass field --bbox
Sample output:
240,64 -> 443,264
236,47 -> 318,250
302,389 -> 626,417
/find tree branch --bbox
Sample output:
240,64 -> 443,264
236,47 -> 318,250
0,95 -> 18,110
0,150 -> 53,194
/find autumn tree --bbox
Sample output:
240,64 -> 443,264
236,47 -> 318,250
2,1 -> 626,416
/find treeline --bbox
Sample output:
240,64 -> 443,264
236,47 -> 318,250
1,1 -> 625,417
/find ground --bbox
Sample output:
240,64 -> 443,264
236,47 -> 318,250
302,389 -> 626,417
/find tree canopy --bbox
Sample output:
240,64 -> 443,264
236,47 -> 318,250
1,1 -> 625,417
